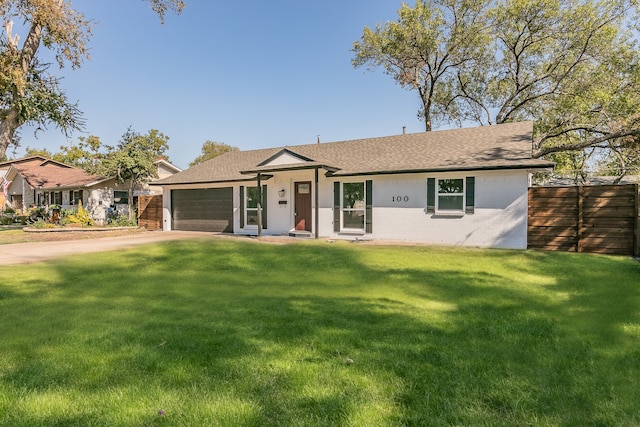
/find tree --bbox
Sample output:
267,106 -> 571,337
352,0 -> 491,131
98,128 -> 169,221
189,141 -> 239,167
476,0 -> 640,159
354,0 -> 640,162
0,0 -> 184,160
26,134 -> 105,169
596,135 -> 640,182
24,146 -> 53,158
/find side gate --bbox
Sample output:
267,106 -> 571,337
528,184 -> 639,256
138,195 -> 163,231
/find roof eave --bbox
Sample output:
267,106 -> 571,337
149,175 -> 274,186
327,163 -> 555,177
239,164 -> 340,174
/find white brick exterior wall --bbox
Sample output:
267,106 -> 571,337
162,168 -> 530,249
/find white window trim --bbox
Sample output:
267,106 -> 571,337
435,178 -> 465,214
341,181 -> 366,232
244,186 -> 260,228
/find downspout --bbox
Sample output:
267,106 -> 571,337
315,167 -> 319,239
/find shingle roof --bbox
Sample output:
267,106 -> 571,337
7,157 -> 105,189
155,122 -> 554,185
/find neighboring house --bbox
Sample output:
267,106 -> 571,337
0,169 -> 8,208
0,156 -> 180,223
135,159 -> 182,197
152,122 -> 554,249
1,156 -> 115,222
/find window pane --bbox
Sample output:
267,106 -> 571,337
297,183 -> 310,194
114,191 -> 128,205
246,187 -> 259,209
438,179 -> 463,194
343,211 -> 365,229
247,209 -> 258,225
438,195 -> 463,211
343,182 -> 364,208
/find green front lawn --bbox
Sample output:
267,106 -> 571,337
0,239 -> 639,426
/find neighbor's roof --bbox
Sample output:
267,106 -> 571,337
154,122 -> 554,185
6,157 -> 107,189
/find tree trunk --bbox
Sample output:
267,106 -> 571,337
0,20 -> 44,159
128,181 -> 136,223
0,109 -> 19,159
419,85 -> 433,132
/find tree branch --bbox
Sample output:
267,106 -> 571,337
534,127 -> 640,157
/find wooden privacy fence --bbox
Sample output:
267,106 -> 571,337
138,195 -> 163,231
528,184 -> 639,256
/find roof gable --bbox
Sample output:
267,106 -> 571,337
0,156 -> 49,168
257,148 -> 315,167
155,159 -> 182,174
8,158 -> 104,189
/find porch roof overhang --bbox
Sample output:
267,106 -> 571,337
148,175 -> 273,187
239,162 -> 340,175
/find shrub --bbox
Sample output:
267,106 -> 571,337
28,218 -> 57,229
107,210 -> 137,227
27,206 -> 47,221
0,216 -> 14,225
14,215 -> 28,225
67,200 -> 94,227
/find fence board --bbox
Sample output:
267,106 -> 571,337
529,187 -> 577,198
528,184 -> 638,256
528,216 -> 578,227
528,207 -> 578,217
582,199 -> 634,209
528,226 -> 578,238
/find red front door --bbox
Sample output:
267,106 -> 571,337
294,181 -> 312,231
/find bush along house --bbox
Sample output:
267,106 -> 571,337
151,122 -> 554,249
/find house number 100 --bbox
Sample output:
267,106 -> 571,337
392,196 -> 409,202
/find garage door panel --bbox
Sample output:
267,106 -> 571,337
172,188 -> 233,232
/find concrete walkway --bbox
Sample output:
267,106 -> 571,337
0,231 -> 216,265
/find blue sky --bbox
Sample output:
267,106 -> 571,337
17,1 -> 427,169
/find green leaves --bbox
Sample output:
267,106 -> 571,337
353,0 -> 640,165
189,141 -> 239,167
352,0 -> 492,131
0,0 -> 184,159
99,128 -> 169,185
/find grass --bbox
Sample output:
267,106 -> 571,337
0,238 -> 639,426
0,228 -> 145,245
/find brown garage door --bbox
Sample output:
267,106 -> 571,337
171,188 -> 234,232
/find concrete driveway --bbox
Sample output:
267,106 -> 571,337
0,231 -> 216,265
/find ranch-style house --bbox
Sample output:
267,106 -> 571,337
152,122 -> 554,249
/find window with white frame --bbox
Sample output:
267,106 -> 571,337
437,178 -> 464,211
245,186 -> 260,226
342,182 -> 366,230
427,177 -> 475,214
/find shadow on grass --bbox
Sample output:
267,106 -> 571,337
1,240 -> 639,425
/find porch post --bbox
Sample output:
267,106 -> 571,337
257,173 -> 262,238
315,167 -> 319,239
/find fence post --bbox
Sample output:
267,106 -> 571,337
635,184 -> 639,257
577,186 -> 583,253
